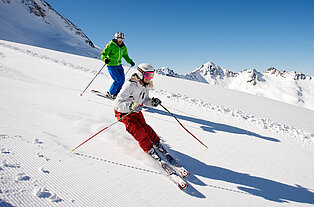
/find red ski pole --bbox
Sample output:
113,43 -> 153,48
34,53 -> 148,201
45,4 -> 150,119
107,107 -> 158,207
160,104 -> 208,149
72,110 -> 133,152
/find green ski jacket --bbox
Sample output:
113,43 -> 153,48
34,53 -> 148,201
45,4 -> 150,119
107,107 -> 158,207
100,40 -> 133,66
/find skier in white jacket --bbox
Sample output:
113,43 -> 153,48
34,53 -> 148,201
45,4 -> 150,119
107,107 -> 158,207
113,63 -> 163,155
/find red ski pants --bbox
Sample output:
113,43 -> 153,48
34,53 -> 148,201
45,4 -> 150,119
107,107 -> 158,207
115,110 -> 160,152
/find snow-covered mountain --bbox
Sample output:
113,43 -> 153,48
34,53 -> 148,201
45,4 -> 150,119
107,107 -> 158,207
156,62 -> 314,111
0,0 -> 101,58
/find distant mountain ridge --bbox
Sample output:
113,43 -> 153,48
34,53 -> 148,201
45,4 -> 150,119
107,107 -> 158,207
156,62 -> 314,110
0,0 -> 101,58
157,62 -> 311,83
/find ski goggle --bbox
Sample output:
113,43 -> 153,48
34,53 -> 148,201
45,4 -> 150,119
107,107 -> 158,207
116,38 -> 124,42
143,71 -> 154,80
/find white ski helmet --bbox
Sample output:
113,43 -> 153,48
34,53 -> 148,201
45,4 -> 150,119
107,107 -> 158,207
137,63 -> 155,79
114,32 -> 125,40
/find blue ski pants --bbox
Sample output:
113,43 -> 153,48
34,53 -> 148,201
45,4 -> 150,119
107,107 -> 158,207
107,64 -> 125,95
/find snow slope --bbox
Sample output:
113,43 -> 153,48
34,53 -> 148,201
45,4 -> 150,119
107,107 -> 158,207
1,40 -> 314,206
157,62 -> 314,111
0,0 -> 101,58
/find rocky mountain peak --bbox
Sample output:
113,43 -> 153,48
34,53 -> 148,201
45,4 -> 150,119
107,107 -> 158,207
265,67 -> 311,80
1,0 -> 96,49
22,0 -> 46,18
155,67 -> 179,77
241,68 -> 263,85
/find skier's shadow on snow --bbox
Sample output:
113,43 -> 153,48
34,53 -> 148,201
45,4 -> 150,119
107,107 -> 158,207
0,199 -> 15,207
146,107 -> 279,142
169,149 -> 314,204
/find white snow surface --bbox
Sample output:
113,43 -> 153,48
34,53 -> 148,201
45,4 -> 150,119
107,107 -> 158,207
1,40 -> 314,206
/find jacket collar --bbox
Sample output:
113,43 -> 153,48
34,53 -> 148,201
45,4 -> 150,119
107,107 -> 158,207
130,73 -> 154,88
112,39 -> 125,48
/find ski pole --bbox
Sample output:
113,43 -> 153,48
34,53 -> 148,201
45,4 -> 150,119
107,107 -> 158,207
160,104 -> 208,149
80,63 -> 106,96
72,110 -> 133,152
125,66 -> 133,75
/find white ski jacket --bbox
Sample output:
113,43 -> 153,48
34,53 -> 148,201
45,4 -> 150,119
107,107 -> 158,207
113,74 -> 154,113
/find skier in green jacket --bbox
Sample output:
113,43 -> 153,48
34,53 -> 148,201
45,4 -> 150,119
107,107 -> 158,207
100,32 -> 135,99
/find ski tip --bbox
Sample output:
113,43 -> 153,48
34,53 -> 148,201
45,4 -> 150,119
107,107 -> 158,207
183,172 -> 190,178
178,183 -> 188,190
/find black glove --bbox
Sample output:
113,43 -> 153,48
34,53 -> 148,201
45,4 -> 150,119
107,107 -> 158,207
152,98 -> 161,107
130,102 -> 141,112
105,59 -> 110,64
131,61 -> 135,67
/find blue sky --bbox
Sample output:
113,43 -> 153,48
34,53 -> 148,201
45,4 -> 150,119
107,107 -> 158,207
45,0 -> 314,75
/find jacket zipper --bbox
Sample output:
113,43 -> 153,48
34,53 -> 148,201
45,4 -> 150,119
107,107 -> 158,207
118,47 -> 120,64
137,88 -> 145,103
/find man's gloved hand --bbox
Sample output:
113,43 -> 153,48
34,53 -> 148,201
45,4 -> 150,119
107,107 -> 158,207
152,97 -> 162,107
131,61 -> 135,67
105,59 -> 110,64
130,102 -> 141,113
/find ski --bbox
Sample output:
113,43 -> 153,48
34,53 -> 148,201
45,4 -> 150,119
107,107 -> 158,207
91,90 -> 115,100
148,149 -> 188,190
90,89 -> 152,111
154,143 -> 190,178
